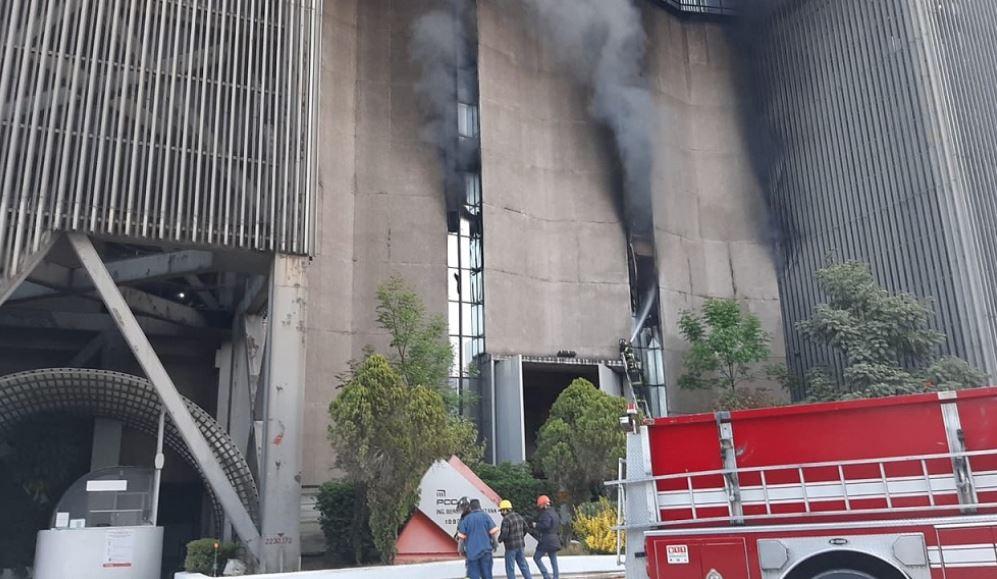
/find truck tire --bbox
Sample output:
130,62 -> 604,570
785,551 -> 907,579
812,572 -> 877,579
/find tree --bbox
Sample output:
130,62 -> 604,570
376,276 -> 452,397
374,275 -> 483,464
534,379 -> 626,506
328,355 -> 452,563
677,298 -> 772,401
325,277 -> 487,564
797,261 -> 986,400
473,462 -> 555,523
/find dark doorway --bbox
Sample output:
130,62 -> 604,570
521,362 -> 601,459
0,414 -> 93,573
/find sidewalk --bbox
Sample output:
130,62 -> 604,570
176,555 -> 625,579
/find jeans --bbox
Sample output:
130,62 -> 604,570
504,547 -> 533,579
468,552 -> 494,579
533,549 -> 558,579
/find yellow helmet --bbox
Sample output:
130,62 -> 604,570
498,499 -> 513,511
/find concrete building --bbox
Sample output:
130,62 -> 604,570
0,0 -> 784,568
27,0 -> 997,571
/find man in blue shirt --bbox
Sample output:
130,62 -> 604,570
457,499 -> 499,579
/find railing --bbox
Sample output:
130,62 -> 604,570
616,457 -> 625,565
652,0 -> 740,16
609,448 -> 997,530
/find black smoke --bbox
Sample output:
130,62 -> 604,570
519,0 -> 656,238
410,0 -> 475,228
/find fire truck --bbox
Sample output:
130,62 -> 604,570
611,387 -> 997,579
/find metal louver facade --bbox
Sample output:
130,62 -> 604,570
756,0 -> 997,385
0,0 -> 321,279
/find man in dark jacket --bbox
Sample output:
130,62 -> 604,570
531,495 -> 560,579
455,497 -> 472,579
498,500 -> 532,579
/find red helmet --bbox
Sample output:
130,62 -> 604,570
536,495 -> 551,507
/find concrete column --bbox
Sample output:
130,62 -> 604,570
259,254 -> 308,571
90,418 -> 122,470
598,364 -> 623,397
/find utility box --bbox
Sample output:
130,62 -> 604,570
34,526 -> 163,579
33,467 -> 163,579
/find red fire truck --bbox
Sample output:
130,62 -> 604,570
611,387 -> 997,579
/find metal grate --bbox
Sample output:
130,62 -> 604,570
0,368 -> 259,529
0,0 -> 321,283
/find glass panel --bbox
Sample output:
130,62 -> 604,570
460,336 -> 474,369
462,303 -> 473,335
449,301 -> 460,330
458,103 -> 479,138
460,268 -> 472,298
450,336 -> 461,373
448,269 -> 460,301
464,173 -> 481,206
469,239 -> 483,270
460,217 -> 471,236
472,305 -> 484,335
470,272 -> 484,303
448,233 -> 459,264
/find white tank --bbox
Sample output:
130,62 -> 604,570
34,526 -> 163,579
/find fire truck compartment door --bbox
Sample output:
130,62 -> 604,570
650,538 -> 749,579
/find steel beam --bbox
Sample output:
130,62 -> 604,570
67,232 -> 261,556
68,331 -> 109,366
0,234 -> 57,307
185,274 -> 221,310
119,287 -> 208,327
12,250 -> 216,300
0,308 -> 198,337
259,254 -> 307,571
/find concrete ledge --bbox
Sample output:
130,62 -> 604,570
175,555 -> 624,578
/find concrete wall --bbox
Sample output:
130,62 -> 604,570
304,0 -> 452,488
643,8 -> 785,413
477,0 -> 633,361
476,2 -> 784,412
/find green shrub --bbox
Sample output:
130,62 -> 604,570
184,538 -> 239,575
473,462 -> 555,523
316,480 -> 379,565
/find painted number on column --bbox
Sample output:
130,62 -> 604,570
666,544 -> 689,564
264,534 -> 293,545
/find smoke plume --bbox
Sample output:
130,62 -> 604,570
520,0 -> 656,237
410,1 -> 473,220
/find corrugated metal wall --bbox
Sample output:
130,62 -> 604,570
756,0 -> 997,383
920,0 -> 997,375
0,0 -> 321,280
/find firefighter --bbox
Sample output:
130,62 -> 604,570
531,495 -> 561,579
619,338 -> 643,386
498,499 -> 533,579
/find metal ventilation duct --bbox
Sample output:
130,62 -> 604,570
0,0 -> 321,280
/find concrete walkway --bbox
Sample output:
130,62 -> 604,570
176,555 -> 625,578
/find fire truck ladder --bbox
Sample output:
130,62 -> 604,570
611,448 -> 996,531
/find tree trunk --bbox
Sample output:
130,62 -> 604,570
352,483 -> 368,565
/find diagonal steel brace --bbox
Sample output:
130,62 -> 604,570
67,232 -> 261,555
